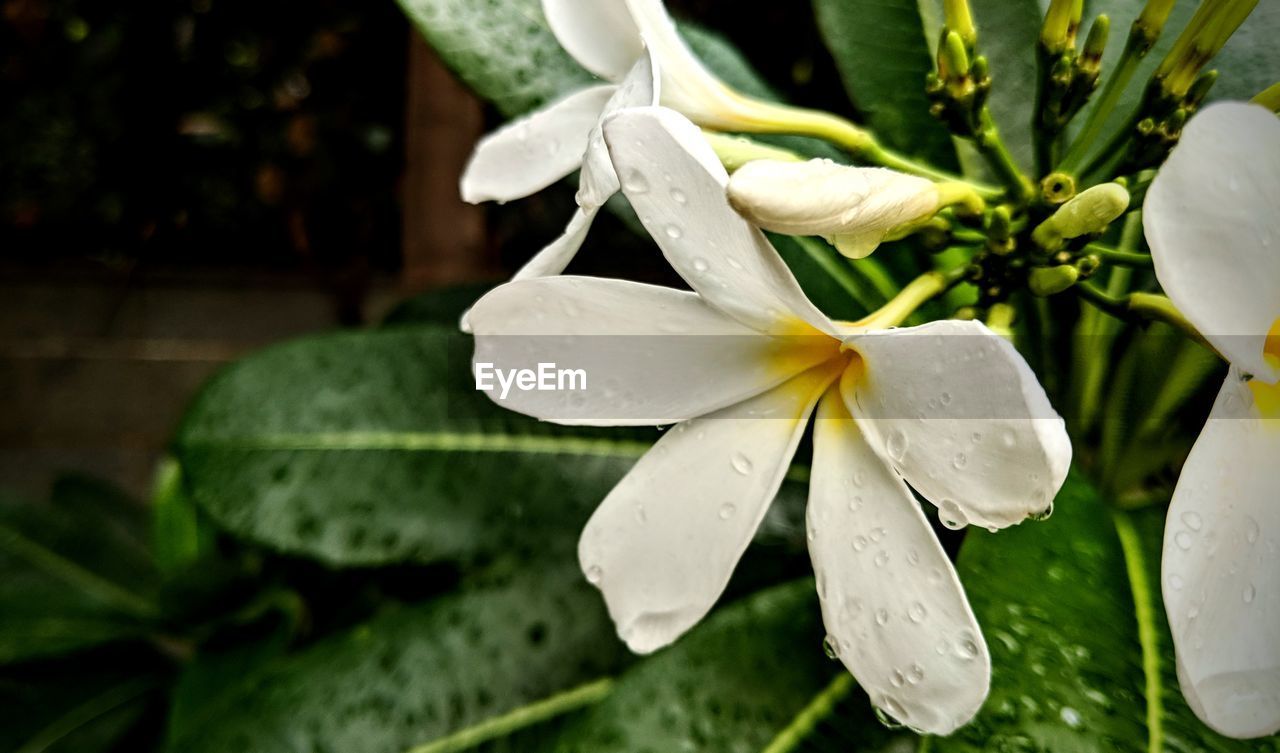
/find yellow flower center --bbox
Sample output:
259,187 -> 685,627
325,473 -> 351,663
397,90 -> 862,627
1264,316 -> 1280,372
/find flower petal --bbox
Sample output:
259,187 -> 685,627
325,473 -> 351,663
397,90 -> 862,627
579,362 -> 840,653
542,0 -> 642,81
603,106 -> 836,337
577,50 -> 660,212
1145,101 -> 1280,384
842,319 -> 1071,530
621,0 -> 753,130
459,85 -> 615,204
808,390 -> 989,735
469,276 -> 839,425
1163,369 -> 1280,738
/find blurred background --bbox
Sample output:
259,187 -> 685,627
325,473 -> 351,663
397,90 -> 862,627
0,0 -> 847,500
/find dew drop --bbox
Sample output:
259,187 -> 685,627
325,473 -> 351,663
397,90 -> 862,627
908,602 -> 927,623
1174,531 -> 1193,550
822,635 -> 840,659
670,188 -> 688,205
940,499 -> 968,530
1167,574 -> 1184,591
875,697 -> 907,728
624,170 -> 649,194
852,535 -> 867,552
1181,512 -> 1202,531
908,663 -> 925,684
889,669 -> 906,687
886,430 -> 909,461
940,391 -> 953,406
954,634 -> 979,661
1244,584 -> 1256,604
718,503 -> 737,520
874,550 -> 890,567
731,452 -> 754,475
1001,429 -> 1017,448
953,452 -> 968,469
665,224 -> 684,239
875,608 -> 890,626
545,138 -> 561,156
848,495 -> 864,513
634,505 -> 647,524
692,257 -> 709,272
870,527 -> 885,542
971,431 -> 983,443
1060,706 -> 1083,728
585,565 -> 603,584
1245,516 -> 1260,544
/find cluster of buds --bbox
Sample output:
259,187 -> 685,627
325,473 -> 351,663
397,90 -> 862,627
1026,182 -> 1130,295
1036,0 -> 1110,135
1122,0 -> 1257,171
925,0 -> 991,138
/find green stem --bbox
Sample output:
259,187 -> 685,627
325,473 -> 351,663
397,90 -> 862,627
1073,285 -> 1214,352
1060,34 -> 1147,174
1111,510 -> 1165,753
761,674 -> 856,753
403,679 -> 614,753
1085,242 -> 1153,266
976,108 -> 1033,203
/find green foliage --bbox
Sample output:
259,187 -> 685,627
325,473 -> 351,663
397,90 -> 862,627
168,560 -> 627,753
943,473 -> 1280,752
812,0 -> 961,170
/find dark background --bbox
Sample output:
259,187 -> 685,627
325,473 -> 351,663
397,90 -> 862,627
0,0 -> 849,498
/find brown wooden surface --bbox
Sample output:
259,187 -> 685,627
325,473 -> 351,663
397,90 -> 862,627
401,31 -> 489,290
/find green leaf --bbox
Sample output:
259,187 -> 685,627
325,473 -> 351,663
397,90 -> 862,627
176,325 -> 807,567
0,486 -> 161,664
961,0 -> 1043,172
174,326 -> 650,566
553,580 -> 906,752
169,560 -> 628,753
939,472 -> 1280,752
0,653 -> 163,753
396,0 -> 594,117
812,0 -> 961,170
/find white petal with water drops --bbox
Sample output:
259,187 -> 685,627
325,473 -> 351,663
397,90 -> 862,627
1163,369 -> 1280,738
604,107 -> 836,337
578,363 -> 839,653
807,390 -> 990,735
542,0 -> 643,81
460,85 -> 616,204
841,319 -> 1072,530
576,51 -> 660,212
469,276 -> 836,425
1144,102 -> 1280,384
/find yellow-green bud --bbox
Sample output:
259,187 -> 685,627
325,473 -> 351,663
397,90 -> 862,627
942,30 -> 971,81
1041,0 -> 1078,51
1029,265 -> 1080,296
1082,15 -> 1110,68
1136,0 -> 1176,37
945,0 -> 978,48
1031,183 -> 1130,251
1185,69 -> 1218,109
1253,81 -> 1280,112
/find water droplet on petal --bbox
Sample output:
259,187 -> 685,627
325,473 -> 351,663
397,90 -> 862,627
665,224 -> 683,239
1001,429 -> 1017,448
875,608 -> 890,626
1060,706 -> 1083,728
634,505 -> 647,524
886,430 -> 909,462
822,635 -> 840,659
585,565 -> 603,584
1244,584 -> 1256,604
670,188 -> 687,205
624,170 -> 649,194
1246,516 -> 1260,544
953,452 -> 968,469
692,257 -> 709,272
954,634 -> 979,661
940,391 -> 953,406
908,602 -> 927,623
1174,531 -> 1193,550
852,536 -> 867,552
718,502 -> 736,520
875,697 -> 907,728
847,495 -> 863,512
874,550 -> 890,567
889,669 -> 906,687
1181,512 -> 1202,531
1167,574 -> 1183,591
731,452 -> 754,475
908,663 -> 925,684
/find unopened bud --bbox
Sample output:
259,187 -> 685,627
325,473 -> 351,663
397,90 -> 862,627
1082,15 -> 1110,68
1184,69 -> 1218,109
1031,183 -> 1131,251
702,132 -> 803,173
944,0 -> 978,48
941,30 -> 971,82
726,159 -> 946,259
1136,0 -> 1176,38
1029,265 -> 1080,296
1041,0 -> 1077,52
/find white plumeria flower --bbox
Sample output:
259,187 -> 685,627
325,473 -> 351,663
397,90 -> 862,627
1144,100 -> 1280,739
727,158 -> 977,259
459,0 -> 800,294
468,106 -> 1072,734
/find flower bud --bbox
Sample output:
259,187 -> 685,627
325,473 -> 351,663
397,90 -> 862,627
1253,82 -> 1280,113
726,159 -> 945,259
1029,265 -> 1080,296
1032,183 -> 1130,251
944,0 -> 977,49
